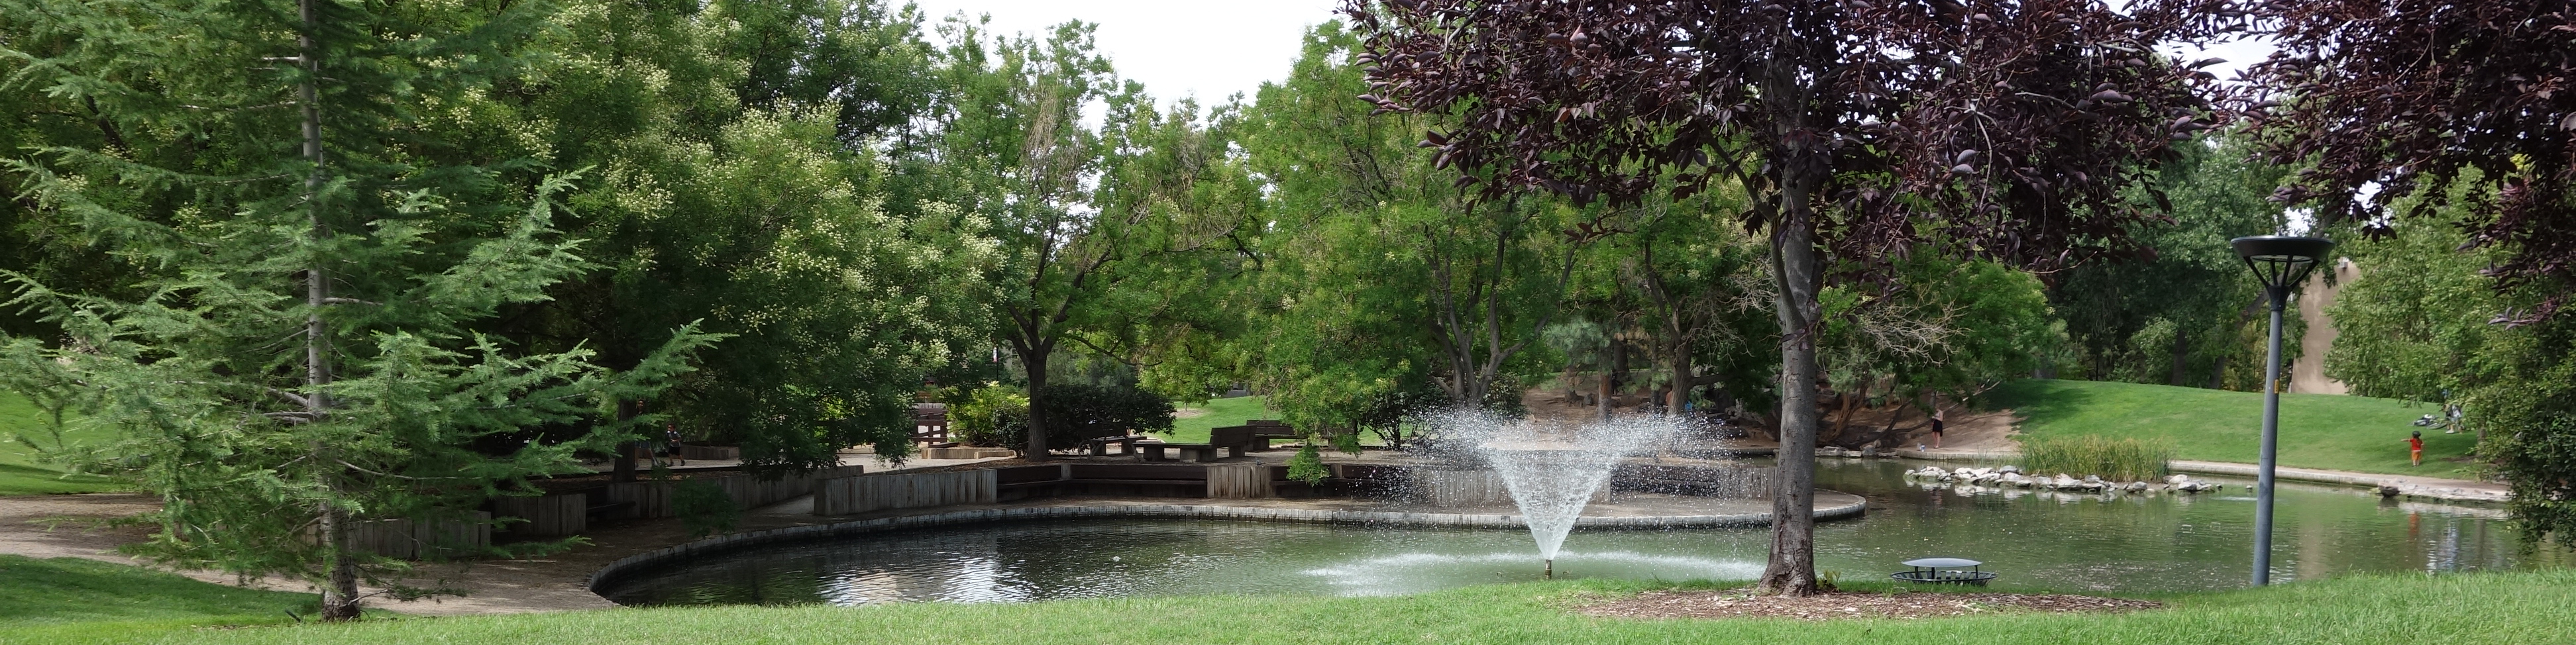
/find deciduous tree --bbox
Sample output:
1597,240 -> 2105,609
1350,0 -> 2231,594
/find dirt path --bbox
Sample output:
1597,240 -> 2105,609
0,491 -> 836,615
0,454 -> 1005,615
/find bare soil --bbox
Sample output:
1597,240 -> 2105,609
1580,587 -> 2163,620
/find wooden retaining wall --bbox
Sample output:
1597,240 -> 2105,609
813,469 -> 998,516
490,493 -> 588,536
606,465 -> 866,519
1205,463 -> 1273,499
348,512 -> 491,560
496,466 -> 867,533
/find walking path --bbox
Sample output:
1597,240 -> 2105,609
0,453 -> 1008,616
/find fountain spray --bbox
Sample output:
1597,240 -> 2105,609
1425,411 -> 1684,579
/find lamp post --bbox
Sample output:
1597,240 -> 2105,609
2230,235 -> 2335,587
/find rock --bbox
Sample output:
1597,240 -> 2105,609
1998,465 -> 2021,474
2165,474 -> 2191,485
2083,474 -> 2103,483
2125,481 -> 2150,491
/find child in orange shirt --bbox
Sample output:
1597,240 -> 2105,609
2407,430 -> 2425,466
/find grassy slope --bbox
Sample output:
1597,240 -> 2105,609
0,555 -> 315,636
1992,379 -> 2473,477
9,566 -> 2573,645
1154,395 -> 1273,444
0,391 -> 125,495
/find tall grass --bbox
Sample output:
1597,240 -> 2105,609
2020,434 -> 2173,481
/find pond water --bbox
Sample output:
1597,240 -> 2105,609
598,458 -> 2567,607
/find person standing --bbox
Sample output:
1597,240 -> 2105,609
2407,430 -> 2424,466
1929,407 -> 1947,449
666,422 -> 688,467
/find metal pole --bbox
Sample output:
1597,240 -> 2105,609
2253,284 -> 2287,587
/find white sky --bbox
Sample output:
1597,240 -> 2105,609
906,0 -> 1349,108
896,1 -> 2278,115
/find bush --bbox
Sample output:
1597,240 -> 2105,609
672,479 -> 740,538
949,383 -> 1029,448
1028,383 -> 1175,450
950,382 -> 1174,451
2021,434 -> 2174,481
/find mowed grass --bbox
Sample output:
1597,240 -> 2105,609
7,563 -> 2573,645
1992,379 -> 2471,477
1154,395 -> 1272,444
0,555 -> 316,636
0,391 -> 127,495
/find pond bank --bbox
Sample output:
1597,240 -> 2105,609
1888,447 -> 2506,503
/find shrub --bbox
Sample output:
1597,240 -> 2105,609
672,479 -> 740,538
2021,434 -> 2174,481
1030,383 -> 1175,450
949,383 -> 1030,448
950,382 -> 1175,451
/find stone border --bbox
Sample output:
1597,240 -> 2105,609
587,496 -> 1868,595
1888,449 -> 2506,503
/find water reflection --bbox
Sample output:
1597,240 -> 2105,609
600,458 -> 2568,607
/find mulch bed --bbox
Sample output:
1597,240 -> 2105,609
1580,588 -> 2163,620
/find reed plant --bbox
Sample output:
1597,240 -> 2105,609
2020,434 -> 2174,481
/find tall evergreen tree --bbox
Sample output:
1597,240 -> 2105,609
0,0 -> 711,619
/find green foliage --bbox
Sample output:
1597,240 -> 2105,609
945,381 -> 1170,451
2322,187 -> 2576,544
472,0 -> 998,470
949,383 -> 1029,448
2050,134 -> 2289,388
0,0 -> 715,613
672,479 -> 741,538
1285,443 -> 1329,486
926,19 -> 1257,455
1020,383 -> 1172,451
2019,434 -> 2174,481
1993,379 -> 2466,477
1228,23 -> 1581,429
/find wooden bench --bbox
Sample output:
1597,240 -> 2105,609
1233,420 -> 1299,450
1084,434 -> 1145,456
1139,440 -> 1230,462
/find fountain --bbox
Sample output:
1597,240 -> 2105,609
1424,411 -> 1685,577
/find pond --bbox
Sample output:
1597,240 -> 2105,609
597,458 -> 2567,607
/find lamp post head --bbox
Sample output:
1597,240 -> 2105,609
2231,236 -> 2335,307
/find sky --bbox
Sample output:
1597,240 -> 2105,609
906,1 -> 2277,107
906,0 -> 1349,107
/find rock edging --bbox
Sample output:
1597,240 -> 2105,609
587,497 -> 1868,595
1890,450 -> 2504,503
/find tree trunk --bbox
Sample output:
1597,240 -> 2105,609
2168,328 -> 2192,386
1020,344 -> 1051,461
1596,362 -> 1614,420
299,0 -> 360,620
2211,296 -> 2263,389
1758,193 -> 1824,597
1666,348 -> 1691,416
1829,377 -> 1867,444
611,400 -> 638,483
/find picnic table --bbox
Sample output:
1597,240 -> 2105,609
1138,440 -> 1234,463
1084,434 -> 1146,456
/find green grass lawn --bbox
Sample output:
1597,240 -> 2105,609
0,391 -> 127,495
0,554 -> 317,639
1992,379 -> 2473,478
1153,395 -> 1273,444
5,556 -> 2570,645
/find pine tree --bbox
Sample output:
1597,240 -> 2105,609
0,0 -> 713,619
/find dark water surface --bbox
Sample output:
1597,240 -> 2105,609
598,458 -> 2567,607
